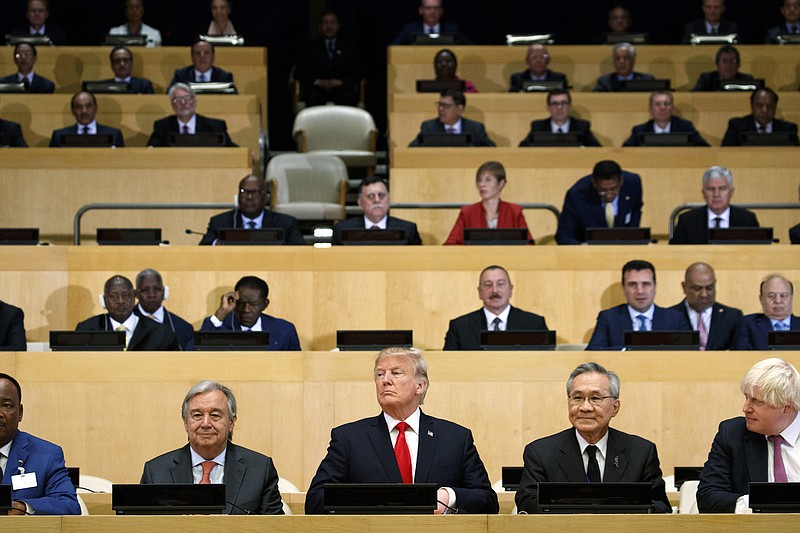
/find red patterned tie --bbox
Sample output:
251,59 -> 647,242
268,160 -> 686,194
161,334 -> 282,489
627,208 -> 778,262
199,460 -> 216,484
394,422 -> 413,484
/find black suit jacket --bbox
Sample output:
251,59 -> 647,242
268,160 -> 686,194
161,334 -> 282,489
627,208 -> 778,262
295,36 -> 364,106
0,300 -> 26,350
681,18 -> 738,43
670,205 -> 760,244
593,71 -> 654,92
0,72 -> 55,93
697,417 -> 767,513
141,442 -> 283,515
333,215 -> 422,245
409,117 -> 495,147
99,76 -> 154,94
75,313 -> 179,351
135,306 -> 195,351
169,65 -> 237,93
587,304 -> 691,350
668,300 -> 743,350
147,114 -> 237,147
508,69 -> 568,92
49,123 -> 125,147
305,411 -> 498,514
519,116 -> 601,147
721,114 -> 799,146
199,208 -> 305,245
515,427 -> 671,514
623,117 -> 709,146
443,306 -> 549,350
391,21 -> 471,45
0,118 -> 27,147
790,223 -> 800,244
10,24 -> 68,45
691,70 -> 754,92
765,24 -> 799,43
734,313 -> 800,350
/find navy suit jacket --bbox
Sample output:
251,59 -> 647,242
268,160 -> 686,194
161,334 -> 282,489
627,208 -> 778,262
721,115 -> 799,146
147,114 -> 236,147
0,72 -> 55,93
766,24 -> 800,43
697,417 -> 768,513
10,24 -> 67,45
141,442 -> 283,515
169,65 -> 237,93
519,116 -> 601,147
790,223 -> 800,244
75,313 -> 179,351
623,117 -> 709,146
200,312 -> 301,351
0,300 -> 26,350
515,427 -> 671,514
508,69 -> 568,92
99,76 -> 154,94
691,70 -> 754,92
443,306 -> 549,350
0,118 -> 27,147
49,123 -> 125,147
305,411 -> 498,514
670,205 -> 760,244
556,171 -> 643,244
409,117 -> 495,147
333,215 -> 422,245
681,18 -> 738,43
3,431 -> 81,515
593,71 -> 654,92
199,209 -> 305,245
734,313 -> 800,350
391,21 -> 471,45
668,300 -> 742,350
587,304 -> 691,350
135,306 -> 195,351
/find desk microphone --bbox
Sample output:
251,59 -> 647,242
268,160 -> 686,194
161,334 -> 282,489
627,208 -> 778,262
226,500 -> 252,515
185,229 -> 205,236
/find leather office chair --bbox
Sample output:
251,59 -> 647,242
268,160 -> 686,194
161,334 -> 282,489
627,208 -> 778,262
292,105 -> 378,172
267,153 -> 348,221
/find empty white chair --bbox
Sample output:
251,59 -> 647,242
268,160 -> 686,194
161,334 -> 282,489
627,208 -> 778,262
292,105 -> 378,169
678,479 -> 700,514
267,153 -> 348,221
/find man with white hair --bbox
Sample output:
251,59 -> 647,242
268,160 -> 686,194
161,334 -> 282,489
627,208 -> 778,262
698,358 -> 800,512
147,82 -> 236,146
735,274 -> 799,350
593,42 -> 654,92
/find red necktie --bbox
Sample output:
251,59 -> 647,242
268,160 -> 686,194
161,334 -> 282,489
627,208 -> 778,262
394,421 -> 413,484
199,460 -> 215,484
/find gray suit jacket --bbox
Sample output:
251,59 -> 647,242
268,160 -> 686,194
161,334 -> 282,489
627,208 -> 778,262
140,442 -> 284,515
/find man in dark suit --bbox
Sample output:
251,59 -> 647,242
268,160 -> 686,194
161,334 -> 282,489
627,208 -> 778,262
697,358 -> 800,512
623,90 -> 709,146
295,10 -> 364,107
0,373 -> 80,515
98,46 -> 154,94
134,269 -> 194,351
10,0 -> 67,45
147,83 -> 237,147
556,160 -> 643,245
508,44 -> 568,92
669,262 -> 742,350
0,43 -> 54,93
169,40 -> 237,93
444,265 -> 548,350
306,347 -> 498,514
200,275 -> 301,351
671,165 -> 759,244
333,177 -> 421,245
681,0 -> 738,43
519,89 -> 601,147
765,0 -> 800,42
587,260 -> 691,350
76,275 -> 179,351
0,300 -> 26,350
515,362 -> 671,514
722,87 -> 799,146
141,380 -> 284,514
691,46 -> 754,92
0,118 -> 27,147
409,89 -> 495,147
199,174 -> 304,245
391,0 -> 471,45
49,91 -> 125,147
736,274 -> 799,350
593,42 -> 654,92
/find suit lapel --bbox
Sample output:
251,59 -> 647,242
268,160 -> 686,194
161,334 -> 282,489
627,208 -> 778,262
366,415 -> 402,483
5,432 -> 30,483
415,412 -> 437,483
128,316 -> 148,350
169,444 -> 194,483
603,429 -> 628,481
744,431 -> 768,482
223,444 -> 245,511
556,431 -> 588,481
707,303 -> 724,348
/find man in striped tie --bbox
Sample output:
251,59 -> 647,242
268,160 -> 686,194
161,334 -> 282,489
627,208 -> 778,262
735,274 -> 799,350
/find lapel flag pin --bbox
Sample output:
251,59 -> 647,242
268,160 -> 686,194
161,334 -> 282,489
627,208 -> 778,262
428,430 -> 434,437
614,456 -> 620,468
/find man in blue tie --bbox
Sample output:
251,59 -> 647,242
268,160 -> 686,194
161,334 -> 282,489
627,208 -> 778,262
735,274 -> 799,350
587,259 -> 690,350
765,0 -> 800,43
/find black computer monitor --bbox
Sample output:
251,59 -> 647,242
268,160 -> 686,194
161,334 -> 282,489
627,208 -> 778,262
412,33 -> 456,45
193,331 -> 269,351
82,81 -> 129,94
502,466 -> 524,491
523,132 -> 583,146
464,228 -> 529,245
480,330 -> 556,351
638,132 -> 692,146
112,483 -> 226,515
58,134 -> 115,147
619,79 -> 671,92
49,331 -> 126,351
750,482 -> 800,513
323,483 -> 437,514
97,228 -> 162,245
66,467 -> 80,489
624,330 -> 699,351
708,227 -> 774,244
521,79 -> 567,92
104,34 -> 147,46
585,227 -> 651,244
168,132 -> 225,147
537,482 -> 653,514
339,228 -> 408,245
415,132 -> 472,147
217,228 -> 285,245
415,79 -> 465,93
0,228 -> 39,245
674,466 -> 703,490
336,330 -> 413,351
740,132 -> 799,146
768,331 -> 800,350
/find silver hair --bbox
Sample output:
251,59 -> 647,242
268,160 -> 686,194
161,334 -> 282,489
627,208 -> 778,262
135,268 -> 162,288
374,347 -> 429,404
168,82 -> 195,100
702,165 -> 733,188
740,358 -> 800,410
181,380 -> 237,420
566,362 -> 621,399
612,42 -> 636,60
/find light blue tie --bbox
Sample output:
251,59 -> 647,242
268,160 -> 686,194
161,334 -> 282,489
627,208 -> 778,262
637,314 -> 648,331
774,322 -> 787,331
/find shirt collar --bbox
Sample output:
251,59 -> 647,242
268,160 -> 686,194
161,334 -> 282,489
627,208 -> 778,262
363,215 -> 388,229
483,304 -> 511,327
109,313 -> 139,333
575,428 -> 610,458
442,117 -> 462,133
114,75 -> 133,83
189,445 -> 227,468
627,304 -> 654,322
551,118 -> 571,132
653,122 -> 671,134
178,114 -> 197,133
138,304 -> 165,323
771,412 -> 800,447
383,406 -> 421,434
706,206 -> 730,225
241,210 -> 265,228
76,120 -> 98,134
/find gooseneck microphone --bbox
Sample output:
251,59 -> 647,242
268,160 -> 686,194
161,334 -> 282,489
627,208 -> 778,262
185,229 -> 205,236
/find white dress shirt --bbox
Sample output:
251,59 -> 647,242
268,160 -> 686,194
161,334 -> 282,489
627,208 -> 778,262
189,447 -> 227,484
627,305 -> 654,331
483,304 -> 511,331
575,430 -> 610,482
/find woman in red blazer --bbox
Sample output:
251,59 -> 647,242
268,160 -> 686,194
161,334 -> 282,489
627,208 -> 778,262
444,161 -> 533,245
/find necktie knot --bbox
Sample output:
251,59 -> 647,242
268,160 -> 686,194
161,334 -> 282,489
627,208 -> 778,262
774,322 -> 787,331
81,125 -> 89,135
181,125 -> 189,135
396,421 -> 409,433
491,317 -> 502,331
636,314 -> 648,331
713,216 -> 723,228
247,220 -> 257,229
394,421 -> 413,484
199,460 -> 216,484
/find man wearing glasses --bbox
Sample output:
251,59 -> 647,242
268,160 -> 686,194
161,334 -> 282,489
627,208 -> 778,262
691,45 -> 753,92
518,89 -> 600,147
409,89 -> 495,147
147,83 -> 236,146
515,362 -> 671,514
0,43 -> 54,93
735,274 -> 799,350
100,45 -> 154,94
199,174 -> 304,245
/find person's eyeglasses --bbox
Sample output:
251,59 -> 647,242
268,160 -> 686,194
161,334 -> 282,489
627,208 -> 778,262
548,100 -> 570,107
568,394 -> 614,406
14,52 -> 33,59
172,96 -> 195,104
436,101 -> 456,109
239,188 -> 266,197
